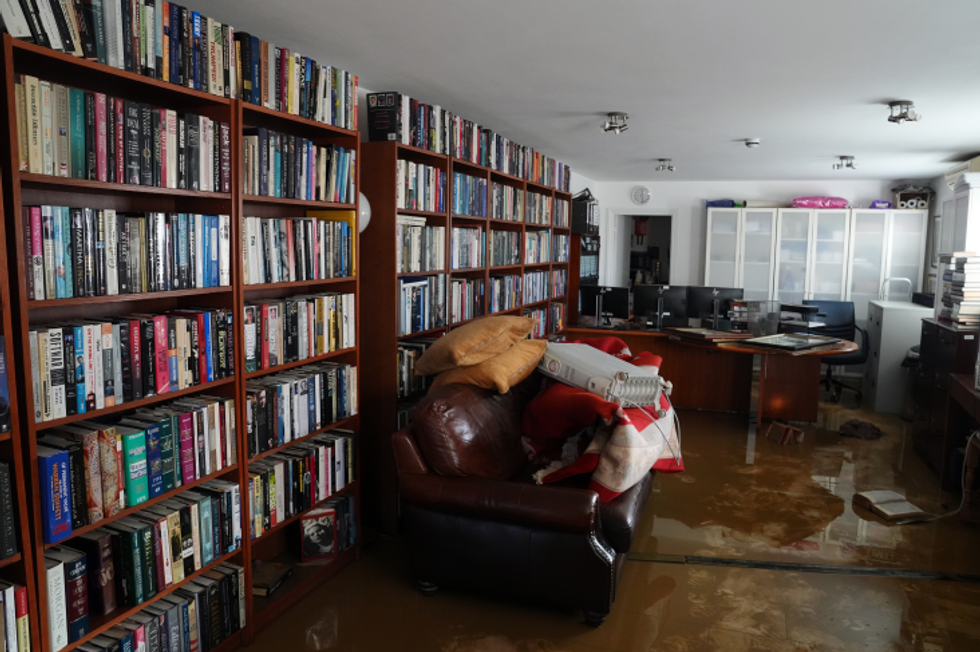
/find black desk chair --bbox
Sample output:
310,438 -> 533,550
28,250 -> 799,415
803,300 -> 869,403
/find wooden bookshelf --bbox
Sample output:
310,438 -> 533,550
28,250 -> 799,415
0,32 -> 361,652
0,166 -> 41,651
360,141 -> 571,533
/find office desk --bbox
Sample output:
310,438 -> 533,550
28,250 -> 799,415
564,326 -> 858,424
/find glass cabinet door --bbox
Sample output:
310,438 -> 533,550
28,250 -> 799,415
847,210 -> 887,324
775,209 -> 811,305
740,209 -> 775,300
885,210 -> 926,299
706,209 -> 740,287
809,210 -> 850,301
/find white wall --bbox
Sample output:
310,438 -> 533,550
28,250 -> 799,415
573,179 -> 899,286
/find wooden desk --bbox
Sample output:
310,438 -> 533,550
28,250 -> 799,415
564,326 -> 857,424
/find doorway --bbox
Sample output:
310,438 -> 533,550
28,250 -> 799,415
626,215 -> 672,285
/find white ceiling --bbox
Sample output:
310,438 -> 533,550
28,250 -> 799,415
192,0 -> 980,182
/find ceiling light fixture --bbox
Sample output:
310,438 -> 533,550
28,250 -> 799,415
601,112 -> 629,134
887,100 -> 920,124
833,156 -> 857,170
655,158 -> 675,172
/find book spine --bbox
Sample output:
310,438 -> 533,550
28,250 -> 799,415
63,551 -> 89,642
45,559 -> 69,649
39,450 -> 72,543
0,464 -> 16,558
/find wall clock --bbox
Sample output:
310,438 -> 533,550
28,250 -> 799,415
630,185 -> 650,205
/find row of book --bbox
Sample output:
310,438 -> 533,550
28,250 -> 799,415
395,160 -> 445,213
44,519 -> 244,651
26,207 -> 231,301
489,274 -> 521,313
297,495 -> 356,562
525,230 -> 551,265
524,271 -> 550,306
245,363 -> 357,458
551,269 -> 568,299
452,173 -> 487,217
2,0 -> 359,127
242,128 -> 356,203
489,230 -> 521,267
550,302 -> 566,334
449,278 -> 484,326
30,310 -> 235,423
939,253 -> 980,326
396,216 -> 445,274
37,395 -> 238,543
553,234 -> 570,263
396,339 -> 435,399
17,77 -> 230,191
0,581 -> 30,652
242,215 -> 354,285
243,294 -> 355,373
490,182 -> 523,222
524,308 -> 547,339
526,192 -> 553,226
365,91 -> 571,191
451,226 -> 484,270
398,276 -> 447,336
554,199 -> 570,229
247,430 -> 354,539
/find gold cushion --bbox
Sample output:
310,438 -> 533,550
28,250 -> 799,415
430,339 -> 548,394
414,316 -> 537,376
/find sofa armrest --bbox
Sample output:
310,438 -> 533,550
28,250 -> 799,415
398,471 -> 599,534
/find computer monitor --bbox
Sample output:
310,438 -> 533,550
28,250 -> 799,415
580,286 -> 631,326
686,286 -> 744,328
632,285 -> 688,330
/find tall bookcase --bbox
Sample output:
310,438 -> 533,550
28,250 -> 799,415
0,34 -> 360,652
0,168 -> 41,651
360,141 -> 571,533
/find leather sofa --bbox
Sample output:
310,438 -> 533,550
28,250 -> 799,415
391,373 -> 654,626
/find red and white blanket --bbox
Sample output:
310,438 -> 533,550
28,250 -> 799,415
522,336 -> 684,502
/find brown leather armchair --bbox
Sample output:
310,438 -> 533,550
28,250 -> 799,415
391,374 -> 654,626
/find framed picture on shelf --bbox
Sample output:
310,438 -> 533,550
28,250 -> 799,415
300,506 -> 337,561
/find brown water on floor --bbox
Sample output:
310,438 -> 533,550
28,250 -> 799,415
252,392 -> 980,651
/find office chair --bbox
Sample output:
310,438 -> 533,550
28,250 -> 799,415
803,300 -> 869,403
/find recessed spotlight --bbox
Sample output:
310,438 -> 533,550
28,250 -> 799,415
745,138 -> 761,148
601,112 -> 629,134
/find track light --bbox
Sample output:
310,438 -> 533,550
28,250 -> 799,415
601,112 -> 629,134
655,158 -> 675,172
833,156 -> 857,170
887,100 -> 920,124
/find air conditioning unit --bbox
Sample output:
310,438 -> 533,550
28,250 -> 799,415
945,156 -> 980,189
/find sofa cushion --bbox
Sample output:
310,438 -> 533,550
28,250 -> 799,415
430,339 -> 547,394
414,316 -> 537,376
411,377 -> 540,479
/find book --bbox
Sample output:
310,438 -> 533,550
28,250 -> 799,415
46,546 -> 89,642
300,506 -> 336,561
37,444 -> 73,543
0,336 -> 9,434
0,462 -> 16,559
852,490 -> 929,523
250,559 -> 291,597
72,529 -> 117,615
43,555 -> 69,651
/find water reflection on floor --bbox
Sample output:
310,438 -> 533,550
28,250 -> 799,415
253,397 -> 980,651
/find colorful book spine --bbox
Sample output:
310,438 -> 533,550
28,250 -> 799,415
37,445 -> 72,543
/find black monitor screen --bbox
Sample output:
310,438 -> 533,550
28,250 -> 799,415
580,286 -> 631,324
687,286 -> 744,321
632,285 -> 688,329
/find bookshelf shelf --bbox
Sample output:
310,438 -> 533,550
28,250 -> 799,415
396,270 -> 446,278
242,277 -> 356,293
19,174 -> 234,199
241,195 -> 356,210
27,286 -> 233,309
247,415 -> 358,465
31,377 -> 236,432
250,481 -> 358,544
69,548 -> 242,651
244,348 -> 357,379
42,464 -> 239,549
252,545 -> 357,629
1,18 -> 362,647
361,140 -> 571,533
396,208 -> 447,219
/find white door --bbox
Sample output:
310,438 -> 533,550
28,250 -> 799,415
739,208 -> 777,300
847,209 -> 888,326
774,209 -> 811,305
704,208 -> 741,287
883,209 -> 928,299
808,209 -> 850,301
